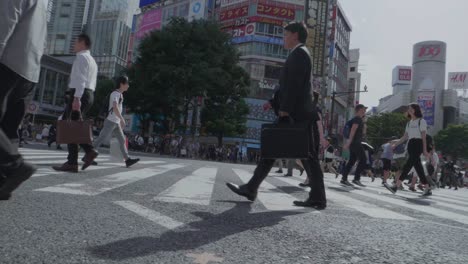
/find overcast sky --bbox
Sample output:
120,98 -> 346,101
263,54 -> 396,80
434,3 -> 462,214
339,0 -> 468,107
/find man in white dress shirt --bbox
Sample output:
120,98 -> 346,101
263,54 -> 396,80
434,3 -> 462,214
53,34 -> 99,173
0,0 -> 47,200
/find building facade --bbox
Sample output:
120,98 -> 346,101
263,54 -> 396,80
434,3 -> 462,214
90,10 -> 132,79
29,55 -> 72,122
376,41 -> 467,135
46,0 -> 93,55
324,0 -> 352,136
216,0 -> 305,144
347,49 -> 361,118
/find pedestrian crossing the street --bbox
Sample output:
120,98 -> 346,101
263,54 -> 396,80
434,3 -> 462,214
17,147 -> 468,231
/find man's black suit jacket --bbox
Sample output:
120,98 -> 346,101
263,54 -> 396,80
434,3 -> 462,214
278,44 -> 317,122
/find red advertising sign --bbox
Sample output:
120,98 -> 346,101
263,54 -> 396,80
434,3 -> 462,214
418,45 -> 441,58
220,16 -> 283,29
257,3 -> 295,20
399,69 -> 412,81
219,5 -> 249,21
224,23 -> 255,37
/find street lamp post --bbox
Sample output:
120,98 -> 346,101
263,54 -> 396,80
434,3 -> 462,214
328,85 -> 368,135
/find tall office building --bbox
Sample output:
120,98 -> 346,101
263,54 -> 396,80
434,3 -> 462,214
325,0 -> 352,135
90,9 -> 131,78
47,0 -> 93,55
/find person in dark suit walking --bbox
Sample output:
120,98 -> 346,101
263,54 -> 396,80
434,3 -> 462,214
226,22 -> 327,209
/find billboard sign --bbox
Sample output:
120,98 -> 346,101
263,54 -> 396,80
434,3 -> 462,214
417,92 -> 435,126
399,69 -> 412,81
232,35 -> 283,45
135,9 -> 162,40
226,23 -> 255,37
392,66 -> 412,86
305,0 -> 328,77
220,0 -> 247,7
413,41 -> 446,63
139,0 -> 160,8
221,16 -> 283,29
189,0 -> 206,21
219,5 -> 249,21
448,72 -> 468,90
257,3 -> 295,20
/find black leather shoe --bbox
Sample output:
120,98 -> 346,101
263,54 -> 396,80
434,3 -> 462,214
226,182 -> 257,201
125,158 -> 140,168
0,162 -> 36,199
298,182 -> 310,187
81,157 -> 98,166
293,200 -> 326,210
284,174 -> 293,177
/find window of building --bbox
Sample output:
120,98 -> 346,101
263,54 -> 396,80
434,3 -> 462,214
264,65 -> 281,79
42,70 -> 57,105
350,67 -> 356,72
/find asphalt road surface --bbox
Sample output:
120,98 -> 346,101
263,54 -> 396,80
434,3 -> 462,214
1,144 -> 467,264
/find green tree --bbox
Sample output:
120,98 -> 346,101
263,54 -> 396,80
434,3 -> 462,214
125,17 -> 248,135
87,79 -> 115,118
434,124 -> 468,159
201,65 -> 250,147
366,112 -> 408,149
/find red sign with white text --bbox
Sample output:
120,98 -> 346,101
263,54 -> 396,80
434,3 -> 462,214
219,5 -> 249,21
399,69 -> 412,81
220,16 -> 283,28
257,3 -> 295,20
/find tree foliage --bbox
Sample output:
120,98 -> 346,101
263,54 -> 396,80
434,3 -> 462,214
366,112 -> 408,148
434,124 -> 468,159
125,18 -> 250,136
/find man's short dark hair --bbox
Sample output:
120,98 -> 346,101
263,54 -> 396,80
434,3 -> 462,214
116,75 -> 129,88
284,22 -> 308,43
78,33 -> 91,48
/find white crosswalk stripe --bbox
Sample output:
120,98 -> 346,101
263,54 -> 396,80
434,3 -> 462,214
276,176 -> 415,220
114,201 -> 184,230
233,169 -> 304,211
17,148 -> 468,228
154,167 -> 218,205
323,179 -> 468,225
35,164 -> 185,195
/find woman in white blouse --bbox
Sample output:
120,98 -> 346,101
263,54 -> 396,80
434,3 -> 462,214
384,103 -> 432,196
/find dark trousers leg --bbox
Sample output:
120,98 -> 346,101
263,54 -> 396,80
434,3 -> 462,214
302,123 -> 326,204
0,63 -> 34,169
353,146 -> 367,181
401,139 -> 427,185
63,89 -> 94,165
247,158 -> 276,191
342,150 -> 358,182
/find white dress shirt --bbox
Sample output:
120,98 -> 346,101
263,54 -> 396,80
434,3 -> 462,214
69,50 -> 98,97
0,0 -> 48,83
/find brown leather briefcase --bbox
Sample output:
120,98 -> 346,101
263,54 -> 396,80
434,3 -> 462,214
56,119 -> 93,144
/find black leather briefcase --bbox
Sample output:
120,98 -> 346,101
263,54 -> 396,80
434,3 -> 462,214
260,122 -> 310,159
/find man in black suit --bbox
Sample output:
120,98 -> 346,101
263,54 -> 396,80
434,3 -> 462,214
226,22 -> 327,209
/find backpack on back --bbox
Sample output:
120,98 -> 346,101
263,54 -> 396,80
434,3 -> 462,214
98,93 -> 113,120
343,119 -> 354,139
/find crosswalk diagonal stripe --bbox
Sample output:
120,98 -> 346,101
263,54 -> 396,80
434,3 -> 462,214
31,158 -> 111,165
154,167 -> 217,205
276,176 -> 415,220
114,201 -> 184,230
34,164 -> 186,195
323,181 -> 468,225
361,182 -> 468,211
232,169 -> 304,211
